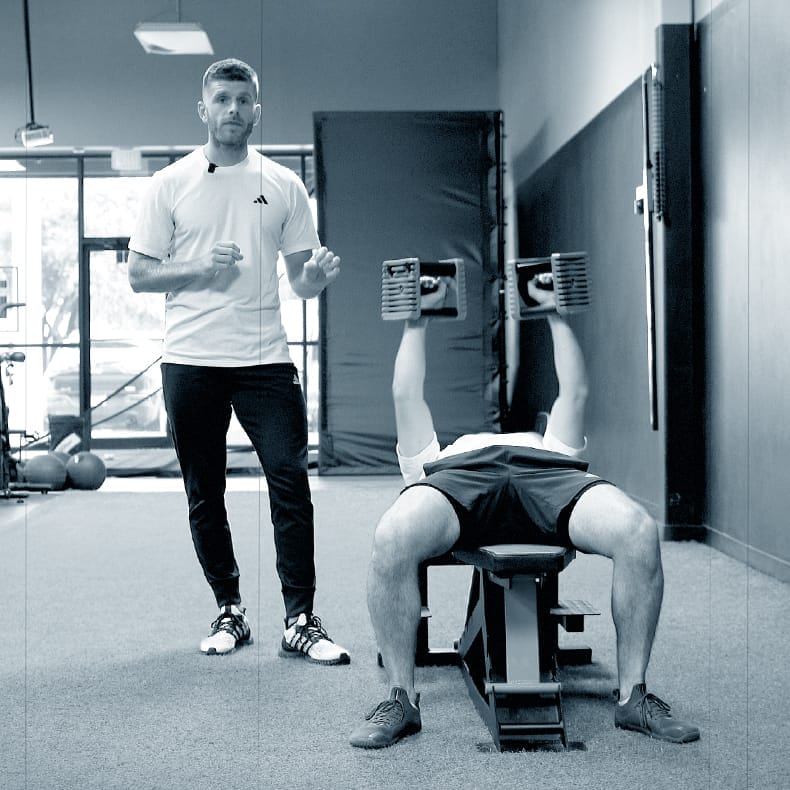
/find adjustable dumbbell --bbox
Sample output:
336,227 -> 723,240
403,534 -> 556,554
381,258 -> 467,321
505,251 -> 590,320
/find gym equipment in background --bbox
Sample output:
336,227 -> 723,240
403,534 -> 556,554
51,450 -> 71,466
1,350 -> 21,495
1,305 -> 61,498
22,453 -> 68,490
315,111 -> 503,472
65,451 -> 106,490
381,258 -> 467,321
2,343 -> 53,497
505,252 -> 590,320
633,63 -> 664,432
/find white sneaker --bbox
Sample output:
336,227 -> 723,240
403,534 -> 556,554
279,613 -> 350,665
200,605 -> 252,655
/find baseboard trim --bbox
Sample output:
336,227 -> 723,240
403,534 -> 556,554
660,524 -> 707,542
704,526 -> 790,584
659,523 -> 789,583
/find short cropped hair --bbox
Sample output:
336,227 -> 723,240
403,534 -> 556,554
202,59 -> 259,99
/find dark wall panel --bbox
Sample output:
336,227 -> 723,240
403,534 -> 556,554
698,0 -> 790,579
514,82 -> 668,516
315,112 -> 501,474
654,25 -> 703,526
746,0 -> 790,570
698,1 -> 750,548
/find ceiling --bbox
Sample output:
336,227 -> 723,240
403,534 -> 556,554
0,0 -> 499,147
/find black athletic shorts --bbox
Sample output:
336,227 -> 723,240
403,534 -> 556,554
406,444 -> 611,548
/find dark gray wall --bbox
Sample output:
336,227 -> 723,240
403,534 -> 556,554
497,0 -> 655,187
0,0 -> 497,147
512,83 -> 670,520
501,0 -> 790,578
698,0 -> 790,580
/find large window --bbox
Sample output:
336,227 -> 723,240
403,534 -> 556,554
0,147 -> 319,457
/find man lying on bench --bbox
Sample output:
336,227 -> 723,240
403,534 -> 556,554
350,275 -> 700,749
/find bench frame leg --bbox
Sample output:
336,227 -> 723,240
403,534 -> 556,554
457,567 -> 568,750
415,562 -> 461,666
378,551 -> 599,748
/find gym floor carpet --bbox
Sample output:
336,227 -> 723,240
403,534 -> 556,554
1,475 -> 788,790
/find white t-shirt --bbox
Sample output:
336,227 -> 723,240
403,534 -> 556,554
397,430 -> 587,487
129,147 -> 320,366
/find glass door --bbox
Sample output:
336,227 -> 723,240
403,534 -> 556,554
82,238 -> 167,446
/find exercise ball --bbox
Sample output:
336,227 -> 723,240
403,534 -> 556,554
51,450 -> 71,466
65,451 -> 106,490
23,453 -> 68,490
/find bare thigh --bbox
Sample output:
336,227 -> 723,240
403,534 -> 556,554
377,485 -> 461,562
567,483 -> 648,559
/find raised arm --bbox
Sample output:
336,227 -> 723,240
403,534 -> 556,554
392,318 -> 436,456
390,278 -> 451,456
525,277 -> 588,452
544,313 -> 588,450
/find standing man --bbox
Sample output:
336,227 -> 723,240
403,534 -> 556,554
128,58 -> 349,665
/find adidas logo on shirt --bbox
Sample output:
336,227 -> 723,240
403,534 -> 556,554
253,194 -> 268,204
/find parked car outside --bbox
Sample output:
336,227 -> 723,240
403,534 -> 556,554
45,340 -> 164,433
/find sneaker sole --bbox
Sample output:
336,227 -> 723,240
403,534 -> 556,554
615,722 -> 700,744
350,722 -> 422,749
201,636 -> 254,656
278,645 -> 351,665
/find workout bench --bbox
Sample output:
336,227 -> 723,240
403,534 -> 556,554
416,544 -> 599,750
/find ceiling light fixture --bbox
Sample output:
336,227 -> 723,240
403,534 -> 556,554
14,0 -> 53,148
134,0 -> 214,55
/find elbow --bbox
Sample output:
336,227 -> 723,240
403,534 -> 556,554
287,279 -> 310,300
127,256 -> 144,292
292,286 -> 312,301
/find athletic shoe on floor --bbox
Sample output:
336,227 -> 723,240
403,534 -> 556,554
349,687 -> 422,749
279,613 -> 350,665
614,683 -> 700,743
199,605 -> 252,655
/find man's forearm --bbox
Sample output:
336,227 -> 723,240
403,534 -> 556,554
392,321 -> 436,456
392,322 -> 429,400
289,276 -> 327,300
547,315 -> 589,396
128,251 -> 209,293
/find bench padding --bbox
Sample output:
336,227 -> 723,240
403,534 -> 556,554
453,544 -> 575,574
